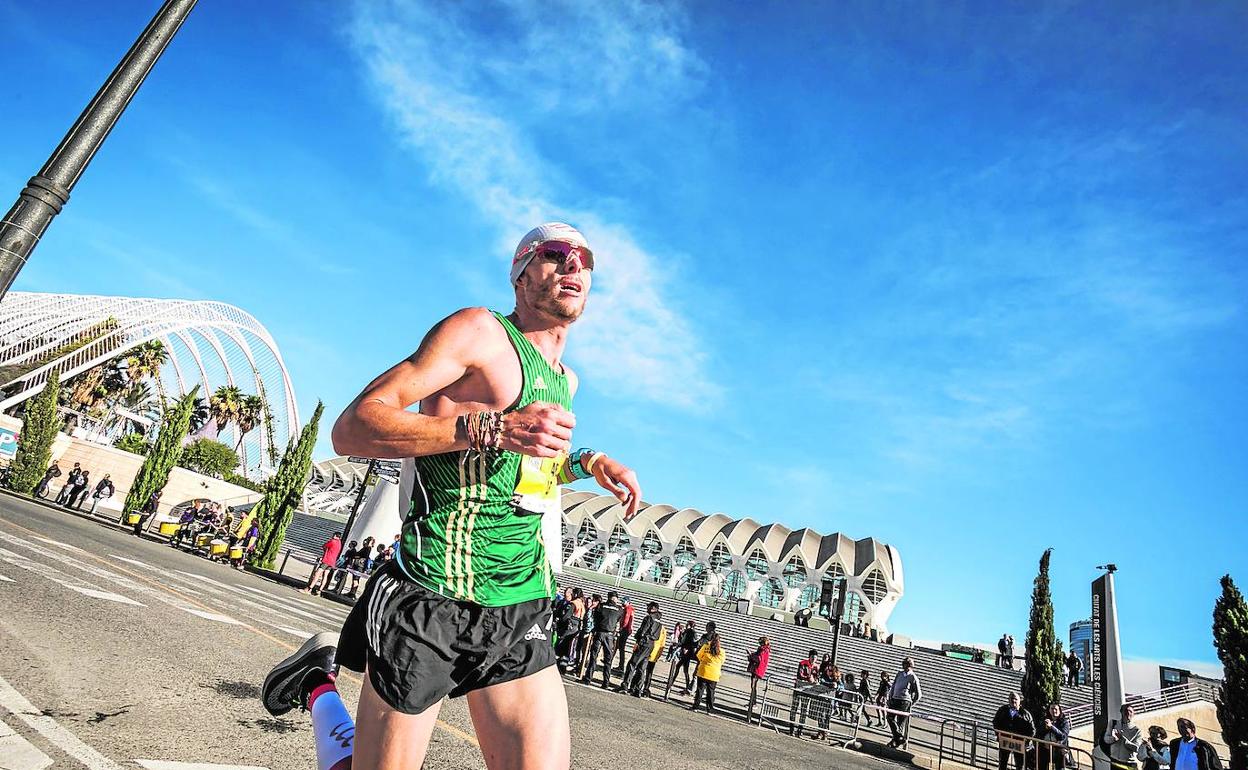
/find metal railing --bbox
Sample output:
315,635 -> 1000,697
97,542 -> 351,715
939,721 -> 1094,770
1064,683 -> 1219,728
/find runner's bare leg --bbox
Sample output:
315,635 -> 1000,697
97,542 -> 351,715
351,668 -> 444,770
467,667 -> 570,770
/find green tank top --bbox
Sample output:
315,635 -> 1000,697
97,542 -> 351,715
395,311 -> 572,606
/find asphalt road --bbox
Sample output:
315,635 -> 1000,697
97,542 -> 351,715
0,494 -> 897,770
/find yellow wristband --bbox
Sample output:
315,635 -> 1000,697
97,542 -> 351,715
584,452 -> 606,474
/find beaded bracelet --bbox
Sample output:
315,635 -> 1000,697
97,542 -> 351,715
459,410 -> 503,453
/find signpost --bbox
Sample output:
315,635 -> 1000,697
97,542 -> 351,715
1090,565 -> 1124,770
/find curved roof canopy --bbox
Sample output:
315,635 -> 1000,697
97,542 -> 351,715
0,291 -> 299,475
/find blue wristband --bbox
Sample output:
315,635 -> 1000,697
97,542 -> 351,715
567,448 -> 595,481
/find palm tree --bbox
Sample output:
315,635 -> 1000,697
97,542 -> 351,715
234,395 -> 264,449
209,385 -> 243,439
187,396 -> 210,435
123,340 -> 169,410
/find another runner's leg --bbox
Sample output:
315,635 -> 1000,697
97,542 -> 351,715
467,667 -> 570,770
352,671 -> 443,769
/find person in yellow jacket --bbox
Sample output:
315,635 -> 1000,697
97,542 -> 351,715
690,622 -> 725,714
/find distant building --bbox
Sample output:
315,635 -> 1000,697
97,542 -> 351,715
1070,619 -> 1092,684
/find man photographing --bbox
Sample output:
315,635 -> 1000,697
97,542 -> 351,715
260,222 -> 642,770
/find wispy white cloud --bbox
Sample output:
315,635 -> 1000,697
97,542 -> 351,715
346,0 -> 717,410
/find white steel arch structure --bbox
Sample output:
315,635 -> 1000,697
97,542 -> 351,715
0,291 -> 300,476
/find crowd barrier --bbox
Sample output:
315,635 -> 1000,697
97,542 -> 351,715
939,721 -> 1094,770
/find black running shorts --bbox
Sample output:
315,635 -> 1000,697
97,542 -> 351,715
336,561 -> 556,715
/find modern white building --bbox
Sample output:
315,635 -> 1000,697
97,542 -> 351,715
0,291 -> 299,476
560,491 -> 904,632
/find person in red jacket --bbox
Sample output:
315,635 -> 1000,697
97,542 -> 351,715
303,532 -> 343,595
615,597 -> 634,671
747,636 -> 771,722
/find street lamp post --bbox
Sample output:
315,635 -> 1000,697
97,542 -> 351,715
0,0 -> 197,299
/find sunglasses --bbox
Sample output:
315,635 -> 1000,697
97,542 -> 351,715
536,240 -> 594,271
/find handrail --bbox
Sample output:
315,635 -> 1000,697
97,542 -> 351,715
939,718 -> 1095,770
1065,682 -> 1218,726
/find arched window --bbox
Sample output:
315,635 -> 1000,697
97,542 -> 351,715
721,569 -> 747,599
841,590 -> 867,623
674,537 -> 697,566
862,569 -> 888,604
756,577 -> 787,608
783,555 -> 807,588
682,563 -> 708,592
640,530 -> 663,558
576,543 -> 605,571
797,583 -> 820,609
745,548 -> 770,579
561,538 -> 575,561
607,524 -> 630,552
709,542 -> 732,571
575,519 -> 597,545
824,561 -> 846,581
607,551 -> 639,578
648,556 -> 673,584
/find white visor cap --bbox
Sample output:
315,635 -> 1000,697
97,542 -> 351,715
511,222 -> 591,285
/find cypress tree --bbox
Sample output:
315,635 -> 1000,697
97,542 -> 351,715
1214,574 -> 1248,770
250,401 -> 323,569
122,386 -> 199,518
1021,548 -> 1065,725
6,370 -> 61,494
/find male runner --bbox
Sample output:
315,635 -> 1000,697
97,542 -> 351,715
260,223 -> 641,770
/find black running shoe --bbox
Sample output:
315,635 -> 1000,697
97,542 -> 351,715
261,631 -> 337,716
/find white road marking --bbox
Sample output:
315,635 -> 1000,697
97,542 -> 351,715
134,761 -> 270,770
0,573 -> 13,583
0,718 -> 54,770
274,626 -> 314,637
0,533 -> 234,624
107,557 -> 203,596
29,536 -> 86,553
176,571 -> 345,626
0,548 -> 142,606
0,675 -> 125,770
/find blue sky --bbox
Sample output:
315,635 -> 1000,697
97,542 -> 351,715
3,1 -> 1245,673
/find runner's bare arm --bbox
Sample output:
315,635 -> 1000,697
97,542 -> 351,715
332,308 -> 575,459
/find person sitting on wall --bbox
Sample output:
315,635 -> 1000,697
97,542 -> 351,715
55,463 -> 82,504
87,474 -> 115,514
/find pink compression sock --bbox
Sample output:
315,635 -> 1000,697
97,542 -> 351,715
309,679 -> 354,770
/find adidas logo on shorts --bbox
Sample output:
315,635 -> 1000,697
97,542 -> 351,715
523,624 -> 547,641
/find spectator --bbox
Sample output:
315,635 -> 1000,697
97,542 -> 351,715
859,670 -> 876,727
329,540 -> 360,594
87,474 -> 115,514
788,648 -> 820,737
1066,651 -> 1083,687
690,625 -> 724,714
666,622 -> 685,661
55,463 -> 83,504
233,520 -> 260,570
1006,635 -> 1016,669
887,657 -> 922,749
676,621 -> 700,694
169,502 -> 202,547
1167,719 -> 1221,770
615,597 -> 634,672
1138,726 -> 1170,770
620,601 -> 662,696
746,636 -> 770,721
794,606 -> 813,627
304,531 -> 343,595
133,488 -> 161,535
1104,704 -> 1142,770
998,634 -> 1010,668
639,619 -> 667,698
576,595 -> 602,676
993,692 -> 1036,770
34,461 -> 61,498
1037,702 -> 1071,770
819,655 -> 839,687
877,671 -> 892,727
556,588 -> 585,669
63,469 -> 90,509
581,591 -> 623,689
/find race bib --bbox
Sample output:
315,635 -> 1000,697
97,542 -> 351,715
512,453 -> 562,511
